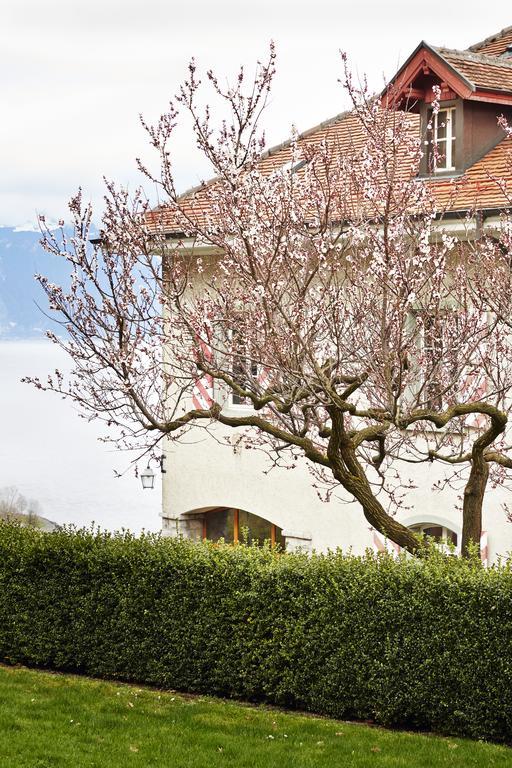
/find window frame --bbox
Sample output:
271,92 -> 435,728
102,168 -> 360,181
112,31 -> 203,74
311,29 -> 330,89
226,328 -> 259,409
202,507 -> 284,547
427,105 -> 457,173
410,522 -> 459,551
411,305 -> 462,411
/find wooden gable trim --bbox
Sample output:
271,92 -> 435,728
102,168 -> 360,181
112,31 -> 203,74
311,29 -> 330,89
382,42 -> 474,108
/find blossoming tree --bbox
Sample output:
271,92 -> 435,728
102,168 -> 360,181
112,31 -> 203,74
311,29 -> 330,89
29,48 -> 512,557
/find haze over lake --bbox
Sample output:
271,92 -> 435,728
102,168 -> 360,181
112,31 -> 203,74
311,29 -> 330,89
0,340 -> 160,532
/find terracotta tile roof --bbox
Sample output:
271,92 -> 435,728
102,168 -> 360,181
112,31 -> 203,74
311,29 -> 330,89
433,47 -> 512,92
149,29 -> 512,236
468,25 -> 512,58
148,110 -> 375,233
147,106 -> 512,235
431,138 -> 512,211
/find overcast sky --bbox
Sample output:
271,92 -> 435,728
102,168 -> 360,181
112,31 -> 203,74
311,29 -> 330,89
2,0 -> 512,227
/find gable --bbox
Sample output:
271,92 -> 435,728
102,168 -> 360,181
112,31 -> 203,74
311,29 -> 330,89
382,41 -> 512,110
382,42 -> 474,110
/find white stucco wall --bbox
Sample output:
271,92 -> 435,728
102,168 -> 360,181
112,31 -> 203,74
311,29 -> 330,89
161,420 -> 512,563
161,218 -> 512,562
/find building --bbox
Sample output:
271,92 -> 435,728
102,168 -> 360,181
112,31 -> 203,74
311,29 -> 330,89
159,25 -> 512,563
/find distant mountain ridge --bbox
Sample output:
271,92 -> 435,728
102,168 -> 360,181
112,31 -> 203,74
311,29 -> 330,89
0,226 -> 72,339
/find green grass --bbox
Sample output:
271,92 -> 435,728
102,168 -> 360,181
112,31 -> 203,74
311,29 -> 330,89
0,665 -> 511,767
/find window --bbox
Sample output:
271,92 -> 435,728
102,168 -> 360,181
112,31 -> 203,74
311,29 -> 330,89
228,329 -> 258,407
427,107 -> 456,172
203,507 -> 285,547
422,312 -> 445,409
410,523 -> 458,548
417,309 -> 460,410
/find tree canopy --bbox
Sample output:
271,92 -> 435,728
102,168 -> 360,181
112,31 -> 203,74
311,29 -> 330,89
27,48 -> 512,556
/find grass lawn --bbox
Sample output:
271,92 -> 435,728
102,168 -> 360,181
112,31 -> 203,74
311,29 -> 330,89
0,665 -> 511,767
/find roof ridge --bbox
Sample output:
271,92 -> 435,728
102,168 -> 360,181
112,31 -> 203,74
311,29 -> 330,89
468,25 -> 512,53
433,45 -> 512,71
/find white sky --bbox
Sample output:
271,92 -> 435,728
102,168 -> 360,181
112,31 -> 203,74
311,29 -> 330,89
2,3 -> 512,530
0,341 -> 161,531
2,0 -> 512,226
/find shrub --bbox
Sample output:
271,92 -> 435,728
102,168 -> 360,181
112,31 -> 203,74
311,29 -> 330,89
0,522 -> 511,742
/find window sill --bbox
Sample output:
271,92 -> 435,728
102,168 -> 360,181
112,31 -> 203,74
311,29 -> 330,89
416,171 -> 464,181
221,403 -> 256,417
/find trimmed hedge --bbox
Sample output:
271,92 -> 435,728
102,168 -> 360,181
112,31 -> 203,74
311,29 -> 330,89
0,523 -> 512,742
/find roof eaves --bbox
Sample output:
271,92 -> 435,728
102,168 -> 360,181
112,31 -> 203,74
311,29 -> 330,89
474,85 -> 512,95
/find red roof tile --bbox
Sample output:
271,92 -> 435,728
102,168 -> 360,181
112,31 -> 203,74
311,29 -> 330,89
149,30 -> 512,235
431,138 -> 512,210
469,26 -> 512,58
435,47 -> 512,92
148,110 -> 376,233
147,107 -> 512,235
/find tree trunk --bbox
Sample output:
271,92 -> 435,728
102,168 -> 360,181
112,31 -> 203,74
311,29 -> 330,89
328,448 -> 426,554
326,415 -> 428,556
461,457 -> 488,558
346,475 -> 427,554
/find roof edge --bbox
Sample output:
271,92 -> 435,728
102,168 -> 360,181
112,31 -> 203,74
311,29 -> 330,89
381,40 -> 475,101
434,45 -> 512,72
468,25 -> 512,53
154,109 -> 355,206
379,40 -> 428,98
422,42 -> 475,91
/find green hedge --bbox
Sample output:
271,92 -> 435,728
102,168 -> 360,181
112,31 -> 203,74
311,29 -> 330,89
0,522 -> 511,742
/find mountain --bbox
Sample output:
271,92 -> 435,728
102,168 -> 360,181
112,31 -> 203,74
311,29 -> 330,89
0,226 -> 72,339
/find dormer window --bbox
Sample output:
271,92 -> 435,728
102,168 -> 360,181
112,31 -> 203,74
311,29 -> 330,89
427,106 -> 457,172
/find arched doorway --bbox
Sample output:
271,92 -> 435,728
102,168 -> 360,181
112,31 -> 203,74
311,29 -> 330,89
202,507 -> 285,547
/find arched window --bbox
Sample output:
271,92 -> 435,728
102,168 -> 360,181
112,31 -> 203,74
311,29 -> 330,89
203,507 -> 285,547
410,523 -> 458,547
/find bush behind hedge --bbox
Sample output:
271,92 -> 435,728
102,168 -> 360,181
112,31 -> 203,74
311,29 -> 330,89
0,522 -> 511,742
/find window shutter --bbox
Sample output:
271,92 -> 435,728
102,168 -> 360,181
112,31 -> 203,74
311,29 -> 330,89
461,367 -> 489,429
480,530 -> 489,566
256,366 -> 271,391
372,529 -> 401,555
